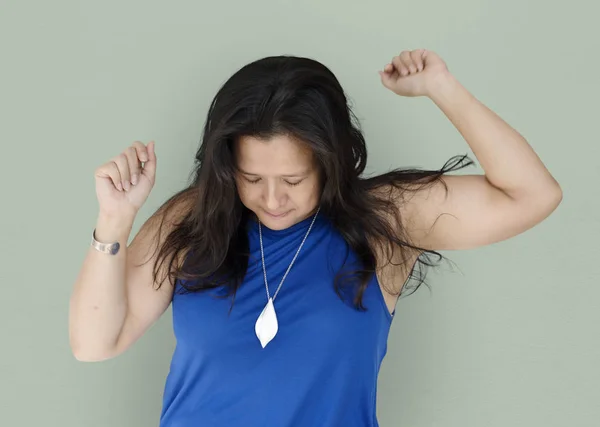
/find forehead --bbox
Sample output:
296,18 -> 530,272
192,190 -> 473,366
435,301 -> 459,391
235,134 -> 314,174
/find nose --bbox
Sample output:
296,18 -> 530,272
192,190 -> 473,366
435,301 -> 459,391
263,181 -> 286,211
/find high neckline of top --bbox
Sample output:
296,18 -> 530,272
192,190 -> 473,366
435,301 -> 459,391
247,208 -> 325,238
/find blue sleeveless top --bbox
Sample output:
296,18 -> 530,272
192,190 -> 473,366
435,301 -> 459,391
159,212 -> 394,427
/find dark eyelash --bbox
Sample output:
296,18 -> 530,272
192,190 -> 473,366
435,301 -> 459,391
244,177 -> 303,186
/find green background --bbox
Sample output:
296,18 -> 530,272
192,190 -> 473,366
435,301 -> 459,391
1,0 -> 596,426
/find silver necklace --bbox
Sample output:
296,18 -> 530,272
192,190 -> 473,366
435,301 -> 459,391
254,207 -> 321,348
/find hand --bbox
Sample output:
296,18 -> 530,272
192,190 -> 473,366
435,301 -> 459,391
379,49 -> 450,97
94,141 -> 157,219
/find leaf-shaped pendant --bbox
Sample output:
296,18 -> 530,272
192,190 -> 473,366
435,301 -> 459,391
255,298 -> 278,348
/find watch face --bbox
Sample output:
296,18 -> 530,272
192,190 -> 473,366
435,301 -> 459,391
91,239 -> 120,255
108,243 -> 120,255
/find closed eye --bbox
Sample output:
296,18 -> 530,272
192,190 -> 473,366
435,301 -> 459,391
243,177 -> 304,186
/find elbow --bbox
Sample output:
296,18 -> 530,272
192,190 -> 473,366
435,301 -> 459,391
512,180 -> 563,224
68,322 -> 123,362
69,338 -> 120,362
555,182 -> 563,201
528,177 -> 563,209
535,181 -> 563,218
71,345 -> 114,362
547,181 -> 563,210
72,350 -> 110,363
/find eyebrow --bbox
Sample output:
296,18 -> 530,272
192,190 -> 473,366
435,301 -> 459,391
237,168 -> 309,178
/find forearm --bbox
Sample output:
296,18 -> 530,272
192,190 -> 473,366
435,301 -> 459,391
68,213 -> 133,361
427,72 -> 561,199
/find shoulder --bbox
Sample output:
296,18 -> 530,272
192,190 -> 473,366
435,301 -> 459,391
367,175 -> 457,252
365,180 -> 433,241
363,183 -> 425,293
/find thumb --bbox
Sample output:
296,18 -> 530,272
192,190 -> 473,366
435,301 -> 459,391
379,70 -> 395,90
141,140 -> 157,179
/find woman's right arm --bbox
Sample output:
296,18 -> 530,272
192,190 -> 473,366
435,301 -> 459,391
69,140 -> 181,362
68,209 -> 176,362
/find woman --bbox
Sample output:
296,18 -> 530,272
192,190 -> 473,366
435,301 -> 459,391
69,49 -> 562,426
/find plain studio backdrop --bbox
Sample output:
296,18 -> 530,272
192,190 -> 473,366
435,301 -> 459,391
0,1 -> 597,426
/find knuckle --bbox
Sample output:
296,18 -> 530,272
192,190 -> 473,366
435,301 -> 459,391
138,148 -> 148,161
125,146 -> 136,158
110,162 -> 121,176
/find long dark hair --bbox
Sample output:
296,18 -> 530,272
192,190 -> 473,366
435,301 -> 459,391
142,55 -> 474,310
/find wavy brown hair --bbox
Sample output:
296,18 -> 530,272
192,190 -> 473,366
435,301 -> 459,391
140,55 -> 473,311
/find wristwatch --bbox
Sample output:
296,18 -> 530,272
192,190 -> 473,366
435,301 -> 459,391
91,228 -> 121,255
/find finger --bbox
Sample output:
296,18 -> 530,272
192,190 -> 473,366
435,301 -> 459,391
97,162 -> 123,191
131,140 -> 149,163
124,146 -> 142,186
399,51 -> 417,74
410,49 -> 426,71
382,63 -> 399,81
112,153 -> 131,191
141,140 -> 157,181
379,70 -> 394,89
392,56 -> 409,77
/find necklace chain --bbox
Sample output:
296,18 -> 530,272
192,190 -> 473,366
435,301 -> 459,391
258,207 -> 321,302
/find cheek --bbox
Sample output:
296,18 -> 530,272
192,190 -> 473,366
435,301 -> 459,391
235,180 -> 250,202
236,185 -> 255,204
296,188 -> 314,201
236,183 -> 271,207
293,184 -> 320,205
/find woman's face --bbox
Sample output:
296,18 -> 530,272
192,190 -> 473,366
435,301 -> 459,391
234,134 -> 321,230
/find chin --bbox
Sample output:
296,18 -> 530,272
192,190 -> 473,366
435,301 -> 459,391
261,221 -> 290,231
255,209 -> 298,230
258,216 -> 293,230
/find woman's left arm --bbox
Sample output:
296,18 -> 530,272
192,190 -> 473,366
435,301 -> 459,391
379,50 -> 563,251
